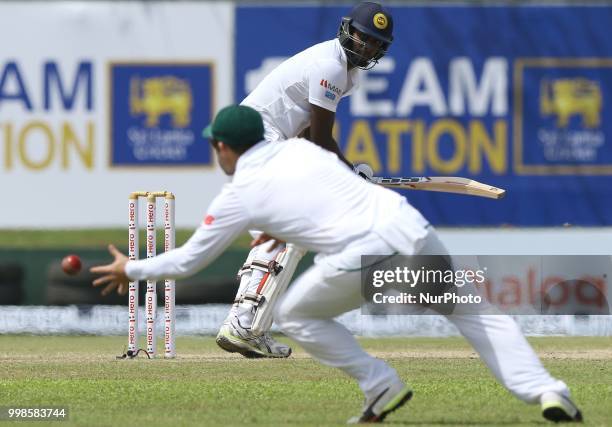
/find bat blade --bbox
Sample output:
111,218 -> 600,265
372,176 -> 506,199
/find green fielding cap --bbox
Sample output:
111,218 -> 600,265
202,105 -> 264,147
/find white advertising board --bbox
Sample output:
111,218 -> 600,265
0,2 -> 233,227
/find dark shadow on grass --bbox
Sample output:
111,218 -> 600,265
383,420 -> 547,426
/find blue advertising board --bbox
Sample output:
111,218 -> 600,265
110,62 -> 214,166
235,6 -> 612,226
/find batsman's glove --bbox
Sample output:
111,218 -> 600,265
354,163 -> 374,182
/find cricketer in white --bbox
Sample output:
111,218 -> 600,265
92,105 -> 582,424
220,2 -> 397,359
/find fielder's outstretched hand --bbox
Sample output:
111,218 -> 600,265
90,244 -> 130,296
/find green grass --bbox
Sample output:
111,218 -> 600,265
0,229 -> 253,249
0,336 -> 610,426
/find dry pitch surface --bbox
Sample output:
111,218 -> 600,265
1,336 -> 610,426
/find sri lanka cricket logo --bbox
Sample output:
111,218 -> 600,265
130,76 -> 193,128
109,62 -> 214,166
373,13 -> 388,29
540,77 -> 602,129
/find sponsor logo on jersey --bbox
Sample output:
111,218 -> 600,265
204,215 -> 215,225
325,90 -> 336,101
320,79 -> 343,95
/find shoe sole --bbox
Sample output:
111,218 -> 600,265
216,335 -> 266,358
542,406 -> 583,423
375,388 -> 413,422
215,334 -> 291,359
352,387 -> 413,423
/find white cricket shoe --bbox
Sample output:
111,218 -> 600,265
541,391 -> 583,423
215,316 -> 292,359
347,380 -> 413,424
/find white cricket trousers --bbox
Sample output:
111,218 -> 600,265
275,230 -> 569,403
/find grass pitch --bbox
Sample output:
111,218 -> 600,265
1,336 -> 610,426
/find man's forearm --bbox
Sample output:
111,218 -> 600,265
312,136 -> 353,169
330,139 -> 353,169
125,241 -> 212,282
126,217 -> 246,281
307,103 -> 354,169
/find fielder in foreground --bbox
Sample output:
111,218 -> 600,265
91,105 -> 582,424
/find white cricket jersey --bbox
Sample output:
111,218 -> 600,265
126,139 -> 430,281
241,39 -> 359,140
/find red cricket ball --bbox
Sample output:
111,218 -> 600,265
61,254 -> 82,275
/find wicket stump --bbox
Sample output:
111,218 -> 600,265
127,191 -> 176,359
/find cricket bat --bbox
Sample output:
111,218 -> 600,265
372,176 -> 505,199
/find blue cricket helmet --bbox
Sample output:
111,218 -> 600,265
338,2 -> 394,69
